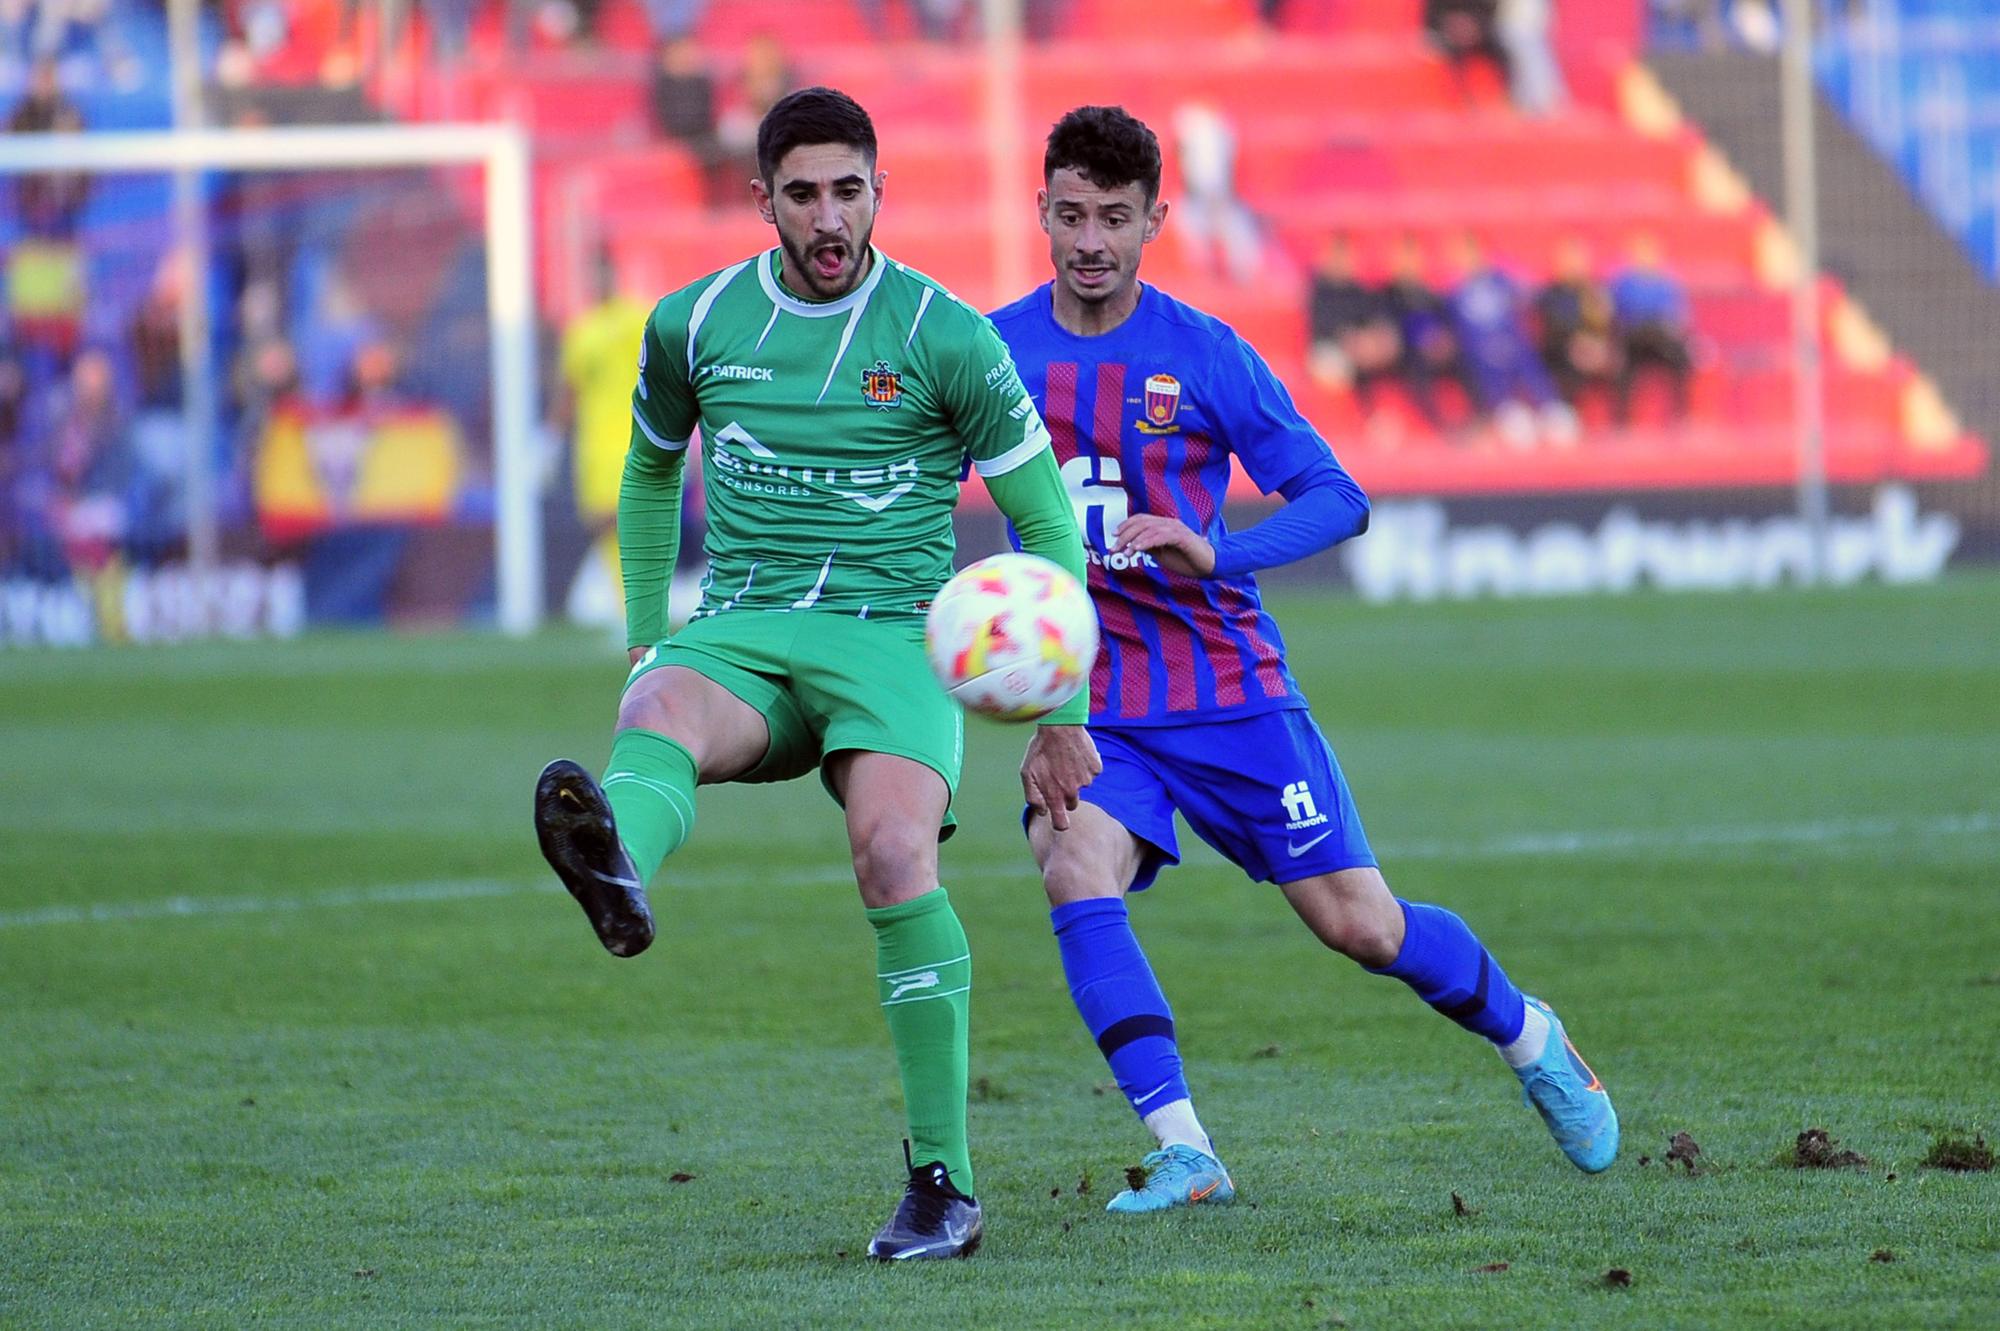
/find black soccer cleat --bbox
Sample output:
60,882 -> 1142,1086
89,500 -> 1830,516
533,759 -> 654,958
868,1143 -> 984,1261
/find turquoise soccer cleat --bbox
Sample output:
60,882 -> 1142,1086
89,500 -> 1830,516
1515,996 -> 1619,1173
1105,1144 -> 1237,1214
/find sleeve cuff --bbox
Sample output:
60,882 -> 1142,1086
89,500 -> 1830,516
632,407 -> 690,452
972,420 -> 1051,477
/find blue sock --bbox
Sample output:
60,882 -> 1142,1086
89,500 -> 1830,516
1370,899 -> 1527,1045
1051,897 -> 1190,1120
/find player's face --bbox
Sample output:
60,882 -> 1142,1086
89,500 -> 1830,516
752,143 -> 885,301
1039,169 -> 1166,307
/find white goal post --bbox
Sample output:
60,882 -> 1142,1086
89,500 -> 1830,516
0,123 -> 543,635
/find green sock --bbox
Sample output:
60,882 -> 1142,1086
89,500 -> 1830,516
867,887 -> 975,1196
600,729 -> 697,884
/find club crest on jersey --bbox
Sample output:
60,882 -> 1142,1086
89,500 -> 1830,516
1138,373 -> 1183,434
861,359 -> 905,409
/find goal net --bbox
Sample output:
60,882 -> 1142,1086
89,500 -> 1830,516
0,123 -> 537,648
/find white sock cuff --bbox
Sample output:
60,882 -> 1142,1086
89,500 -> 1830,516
1498,1002 -> 1553,1069
1142,1098 -> 1215,1158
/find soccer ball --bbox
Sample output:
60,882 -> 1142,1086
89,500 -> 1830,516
925,553 -> 1098,722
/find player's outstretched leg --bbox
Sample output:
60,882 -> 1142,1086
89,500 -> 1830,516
1285,872 -> 1617,1172
532,759 -> 654,957
598,727 -> 700,884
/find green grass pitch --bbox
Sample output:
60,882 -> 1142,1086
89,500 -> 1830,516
2,577 -> 1996,1329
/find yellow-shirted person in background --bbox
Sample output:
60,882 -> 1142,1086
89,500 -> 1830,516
558,250 -> 651,620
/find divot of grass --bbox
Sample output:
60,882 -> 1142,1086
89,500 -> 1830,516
1789,1127 -> 1869,1170
1921,1133 -> 1994,1172
1666,1131 -> 1703,1174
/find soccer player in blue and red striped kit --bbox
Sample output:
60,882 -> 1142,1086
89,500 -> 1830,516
990,106 -> 1618,1212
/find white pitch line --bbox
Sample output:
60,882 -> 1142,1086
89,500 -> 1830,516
0,812 -> 1988,932
1386,810 -> 1997,861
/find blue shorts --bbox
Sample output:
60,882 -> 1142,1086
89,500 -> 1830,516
1063,708 -> 1376,891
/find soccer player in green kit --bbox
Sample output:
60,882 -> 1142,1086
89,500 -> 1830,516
532,87 -> 1099,1260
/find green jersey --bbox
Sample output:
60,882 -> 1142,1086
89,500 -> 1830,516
628,247 -> 1052,625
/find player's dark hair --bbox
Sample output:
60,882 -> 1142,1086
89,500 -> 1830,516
757,86 -> 877,182
1043,105 -> 1162,203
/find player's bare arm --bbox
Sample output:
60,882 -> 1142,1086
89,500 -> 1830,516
1020,722 -> 1101,833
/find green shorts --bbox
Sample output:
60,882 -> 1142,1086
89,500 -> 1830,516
625,610 -> 964,835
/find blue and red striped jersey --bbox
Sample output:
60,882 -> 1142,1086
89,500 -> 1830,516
990,282 -> 1356,727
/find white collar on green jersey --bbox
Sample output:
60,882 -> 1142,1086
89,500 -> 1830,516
757,245 -> 890,318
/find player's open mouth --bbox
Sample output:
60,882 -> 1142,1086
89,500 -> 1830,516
1070,262 -> 1113,286
812,244 -> 848,279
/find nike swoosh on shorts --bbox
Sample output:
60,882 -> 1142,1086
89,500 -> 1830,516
1287,830 -> 1334,858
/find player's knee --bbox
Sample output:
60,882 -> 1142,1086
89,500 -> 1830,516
615,676 -> 679,736
1039,849 -> 1100,906
1320,908 -> 1401,967
849,816 -> 937,907
1038,832 -> 1128,906
1290,872 -> 1402,966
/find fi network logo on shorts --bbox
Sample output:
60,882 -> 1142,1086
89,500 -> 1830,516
1281,781 -> 1327,831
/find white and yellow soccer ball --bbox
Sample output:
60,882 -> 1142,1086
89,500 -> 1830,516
925,553 -> 1098,722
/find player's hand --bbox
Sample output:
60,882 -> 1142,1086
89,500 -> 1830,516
1111,513 -> 1216,577
1020,724 -> 1101,833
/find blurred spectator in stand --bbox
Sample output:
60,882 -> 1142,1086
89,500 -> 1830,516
129,254 -> 183,415
126,254 -> 189,557
1535,235 -> 1619,412
39,347 -> 134,573
856,0 -> 968,41
4,59 -> 88,372
0,346 -> 23,455
423,0 -> 477,63
1383,233 -> 1471,430
295,272 -> 384,409
715,34 -> 794,196
1446,231 -> 1577,448
0,345 -> 24,570
4,0 -> 127,81
557,249 -> 649,626
643,0 -> 707,40
1647,0 -> 1722,52
1424,0 -> 1509,104
650,35 -> 728,200
1172,101 -> 1263,285
1609,231 -> 1692,423
1307,233 -> 1401,415
1496,0 -> 1565,116
232,331 -> 301,472
342,338 -> 409,416
6,59 -> 90,237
